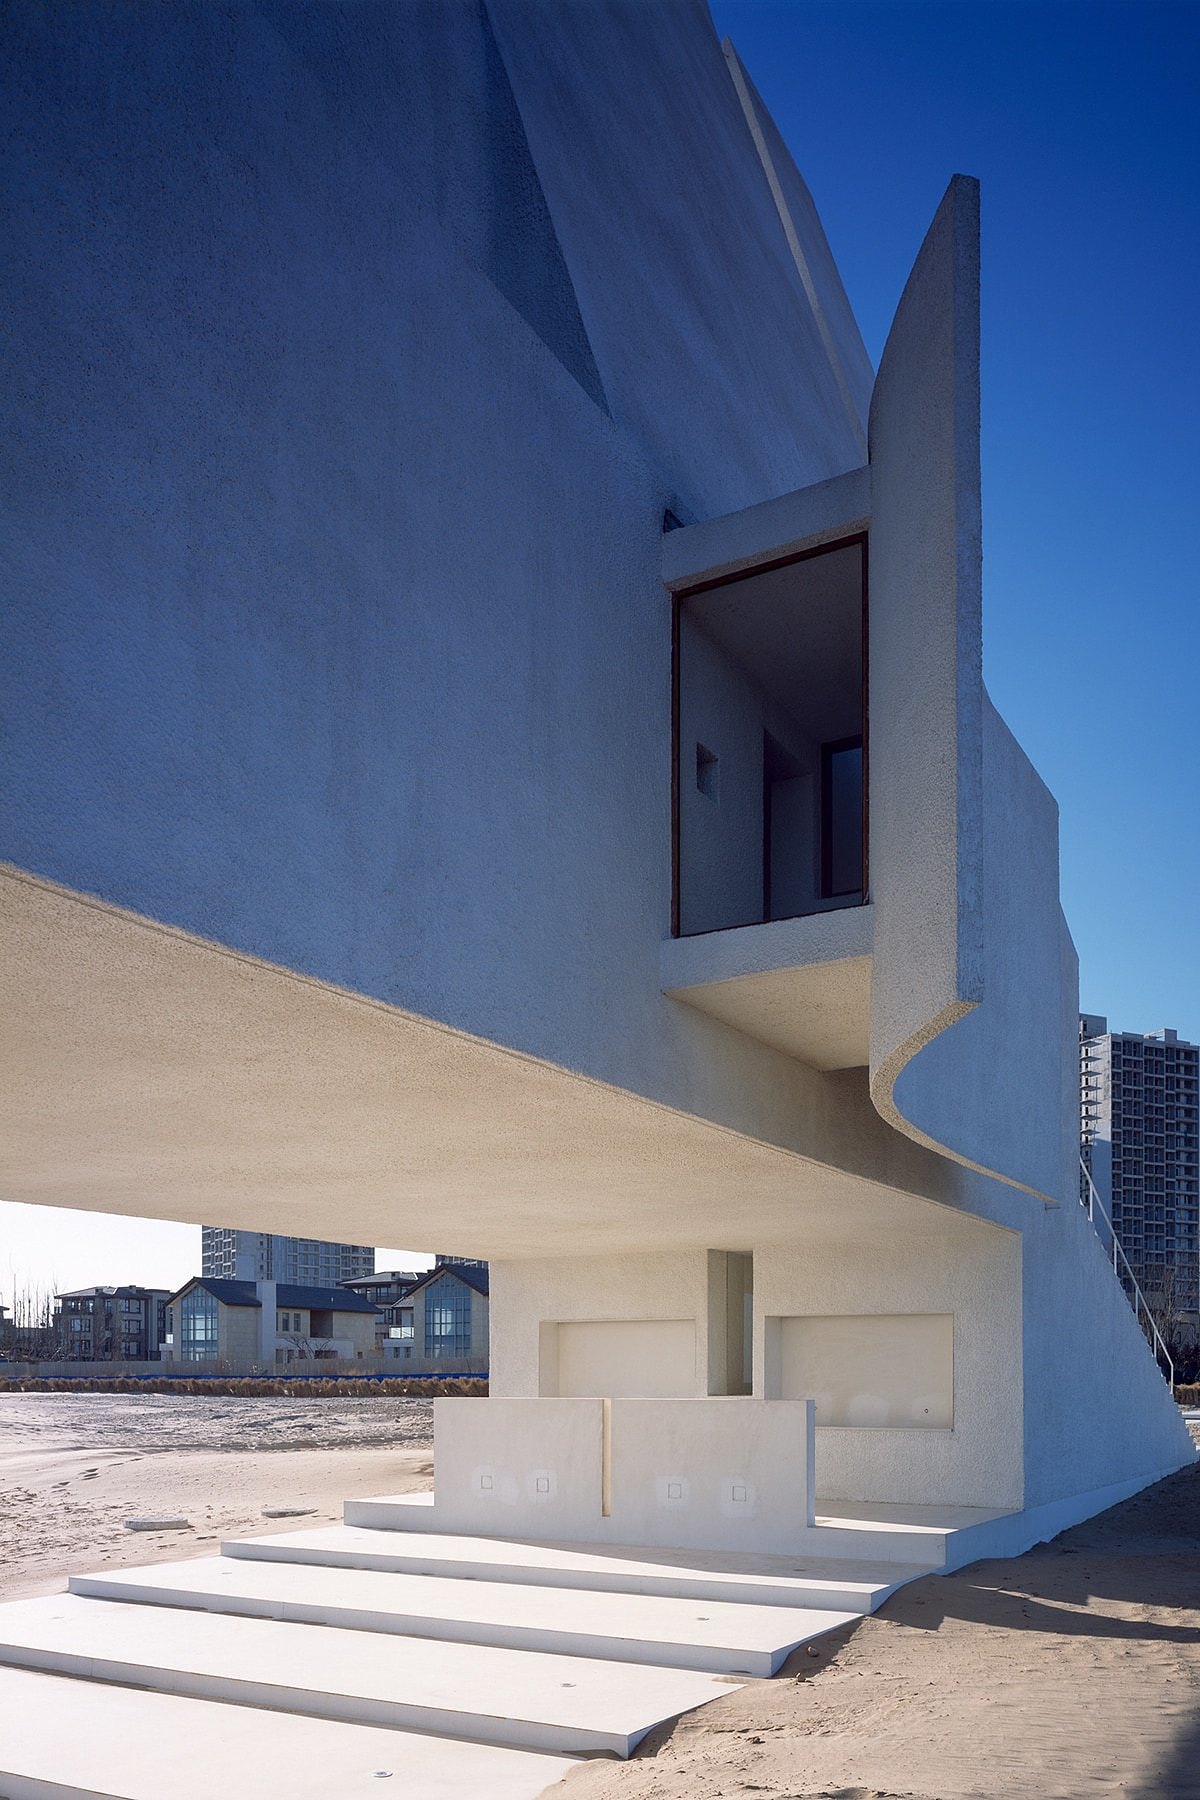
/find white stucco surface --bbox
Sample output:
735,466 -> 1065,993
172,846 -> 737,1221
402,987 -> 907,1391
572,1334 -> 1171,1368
425,1394 -> 816,1555
1,0 -> 1191,1555
867,174 -> 985,1148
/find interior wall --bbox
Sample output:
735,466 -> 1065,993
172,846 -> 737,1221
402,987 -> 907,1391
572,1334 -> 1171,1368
678,615 -> 817,936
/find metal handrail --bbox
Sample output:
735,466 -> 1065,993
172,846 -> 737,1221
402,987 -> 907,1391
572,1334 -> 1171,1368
1079,1156 -> 1175,1391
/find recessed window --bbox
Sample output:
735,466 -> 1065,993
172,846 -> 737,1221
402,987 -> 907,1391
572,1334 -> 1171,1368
674,537 -> 867,934
696,743 -> 719,801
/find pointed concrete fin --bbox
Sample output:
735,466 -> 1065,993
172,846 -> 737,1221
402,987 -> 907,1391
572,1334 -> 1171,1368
867,177 -> 1068,1202
722,39 -> 872,456
477,3 -> 608,412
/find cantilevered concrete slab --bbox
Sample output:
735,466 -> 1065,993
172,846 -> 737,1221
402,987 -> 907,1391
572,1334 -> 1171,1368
0,1593 -> 739,1758
0,863 -> 986,1256
660,906 -> 872,1070
70,1554 -> 850,1676
0,1666 -> 577,1800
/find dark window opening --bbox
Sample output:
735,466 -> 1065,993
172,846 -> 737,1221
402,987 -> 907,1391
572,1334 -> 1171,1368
821,737 -> 864,899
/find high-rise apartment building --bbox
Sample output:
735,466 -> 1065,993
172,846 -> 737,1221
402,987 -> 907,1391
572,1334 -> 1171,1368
1080,1016 -> 1200,1317
201,1229 -> 374,1288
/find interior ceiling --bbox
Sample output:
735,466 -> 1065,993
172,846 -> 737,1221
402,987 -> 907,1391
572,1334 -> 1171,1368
686,542 -> 862,747
0,866 -> 989,1261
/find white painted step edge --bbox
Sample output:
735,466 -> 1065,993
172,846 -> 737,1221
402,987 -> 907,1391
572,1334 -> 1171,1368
0,1665 -> 579,1800
0,1637 -> 657,1758
68,1569 -> 855,1677
224,1533 -> 925,1613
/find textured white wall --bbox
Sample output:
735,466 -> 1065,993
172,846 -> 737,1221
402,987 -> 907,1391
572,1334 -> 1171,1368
754,1226 -> 1024,1508
868,174 -> 985,1150
2,4 -> 1191,1527
491,1252 -> 711,1399
429,1395 -> 815,1554
774,1313 -> 953,1429
552,1321 -> 697,1399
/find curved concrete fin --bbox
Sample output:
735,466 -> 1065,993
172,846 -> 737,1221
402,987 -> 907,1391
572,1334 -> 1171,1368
867,178 -> 1067,1202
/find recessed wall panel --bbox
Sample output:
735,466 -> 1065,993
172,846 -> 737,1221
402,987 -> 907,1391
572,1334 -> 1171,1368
776,1312 -> 953,1428
555,1319 -> 697,1399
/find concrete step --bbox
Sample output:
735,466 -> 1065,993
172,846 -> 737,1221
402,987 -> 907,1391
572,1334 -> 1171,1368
0,1665 -> 577,1800
227,1522 -> 927,1613
71,1553 -> 854,1677
345,1490 -> 1017,1569
0,1593 -> 738,1758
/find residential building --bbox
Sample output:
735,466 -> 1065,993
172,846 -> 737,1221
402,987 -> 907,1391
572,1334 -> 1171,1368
339,1270 -> 426,1308
162,1279 -> 379,1370
339,1269 -> 426,1357
1080,1015 -> 1200,1319
2,0 -> 1191,1588
53,1287 -> 170,1362
201,1229 -> 373,1287
379,1264 -> 489,1371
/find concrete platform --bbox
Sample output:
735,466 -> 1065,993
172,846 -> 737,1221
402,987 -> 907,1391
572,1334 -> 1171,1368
0,1593 -> 738,1757
70,1553 -> 854,1676
0,1666 -> 577,1800
344,1489 -> 1018,1568
228,1522 -> 927,1611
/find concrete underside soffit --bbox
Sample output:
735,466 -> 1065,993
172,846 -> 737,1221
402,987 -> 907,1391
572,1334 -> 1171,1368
2,863 -> 985,1258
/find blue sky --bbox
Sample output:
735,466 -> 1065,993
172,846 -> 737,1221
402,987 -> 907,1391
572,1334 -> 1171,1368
712,0 -> 1200,1038
3,1 -> 1196,1299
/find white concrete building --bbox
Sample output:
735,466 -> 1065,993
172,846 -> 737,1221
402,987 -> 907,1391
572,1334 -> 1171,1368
0,14 -> 1193,1763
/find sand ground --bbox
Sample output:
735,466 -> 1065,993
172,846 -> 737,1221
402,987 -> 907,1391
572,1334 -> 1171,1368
551,1464 -> 1200,1800
2,1395 -> 1196,1798
0,1392 -> 433,1600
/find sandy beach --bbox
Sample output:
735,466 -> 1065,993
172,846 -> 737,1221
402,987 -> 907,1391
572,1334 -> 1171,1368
550,1463 -> 1200,1800
0,1391 -> 434,1601
2,1394 -> 1197,1798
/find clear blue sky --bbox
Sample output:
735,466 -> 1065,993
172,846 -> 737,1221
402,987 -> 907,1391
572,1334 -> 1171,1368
3,1 -> 1196,1300
713,0 -> 1199,1037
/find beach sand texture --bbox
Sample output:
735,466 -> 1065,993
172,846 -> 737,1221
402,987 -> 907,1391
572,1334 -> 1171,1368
548,1464 -> 1200,1800
0,1391 -> 433,1601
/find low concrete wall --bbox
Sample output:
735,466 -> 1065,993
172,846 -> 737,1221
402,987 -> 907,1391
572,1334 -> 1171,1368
431,1395 -> 815,1553
608,1397 -> 814,1553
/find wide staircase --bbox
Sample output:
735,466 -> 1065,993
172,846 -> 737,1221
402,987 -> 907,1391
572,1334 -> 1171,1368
0,1494 -> 1009,1799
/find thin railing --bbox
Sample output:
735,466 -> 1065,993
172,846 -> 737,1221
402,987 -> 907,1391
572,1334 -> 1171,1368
1079,1156 -> 1175,1391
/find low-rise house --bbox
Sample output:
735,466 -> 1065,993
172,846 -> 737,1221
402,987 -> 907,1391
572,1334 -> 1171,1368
53,1287 -> 170,1362
339,1270 -> 426,1357
162,1278 -> 379,1370
380,1264 -> 488,1371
